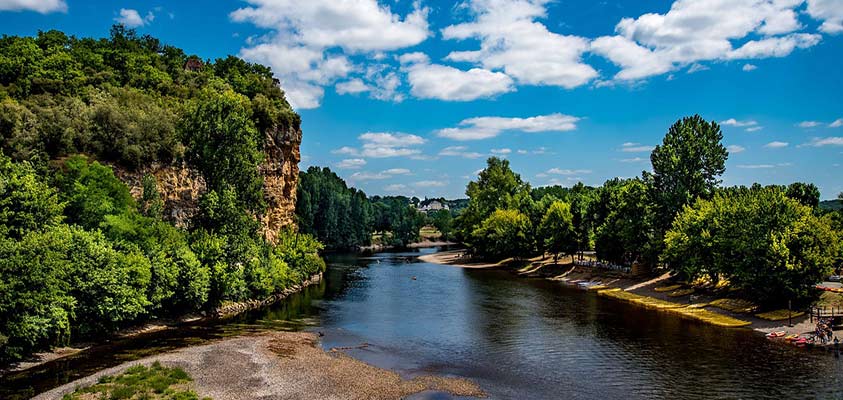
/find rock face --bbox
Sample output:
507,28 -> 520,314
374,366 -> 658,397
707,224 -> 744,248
259,122 -> 302,243
114,123 -> 301,240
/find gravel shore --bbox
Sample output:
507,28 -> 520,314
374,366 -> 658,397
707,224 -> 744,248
32,332 -> 484,400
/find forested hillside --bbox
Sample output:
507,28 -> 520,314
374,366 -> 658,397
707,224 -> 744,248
0,27 -> 323,363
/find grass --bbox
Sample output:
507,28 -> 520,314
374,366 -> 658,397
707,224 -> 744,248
756,309 -> 806,321
419,226 -> 442,240
62,362 -> 210,400
598,289 -> 751,328
708,298 -> 759,314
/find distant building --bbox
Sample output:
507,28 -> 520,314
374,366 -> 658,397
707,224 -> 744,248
419,200 -> 448,213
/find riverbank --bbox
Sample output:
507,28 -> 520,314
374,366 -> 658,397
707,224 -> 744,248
359,240 -> 457,252
32,331 -> 484,400
422,249 -> 819,336
4,273 -> 324,375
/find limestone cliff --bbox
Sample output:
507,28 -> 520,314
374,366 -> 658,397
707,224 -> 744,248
114,123 -> 301,241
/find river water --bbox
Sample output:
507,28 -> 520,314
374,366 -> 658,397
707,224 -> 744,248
3,247 -> 843,399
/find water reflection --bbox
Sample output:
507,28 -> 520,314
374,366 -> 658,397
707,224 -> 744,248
4,247 -> 843,399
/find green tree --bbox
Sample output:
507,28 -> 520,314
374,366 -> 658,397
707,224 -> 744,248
458,157 -> 529,241
52,155 -> 135,230
663,188 -> 839,304
430,209 -> 454,241
539,201 -> 576,262
471,209 -> 532,260
646,115 -> 728,260
0,153 -> 64,239
594,179 -> 652,265
786,182 -> 821,209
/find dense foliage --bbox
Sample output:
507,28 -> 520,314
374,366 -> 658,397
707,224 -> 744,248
456,115 -> 842,305
664,188 -> 839,304
0,28 -> 323,364
296,166 -> 432,249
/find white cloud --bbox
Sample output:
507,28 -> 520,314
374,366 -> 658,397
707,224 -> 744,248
491,148 -> 512,155
349,171 -> 390,181
687,63 -> 710,74
115,8 -> 154,28
439,146 -> 484,159
831,119 -> 843,128
620,157 -> 647,163
745,126 -> 764,132
398,52 -> 430,65
742,63 -> 758,71
722,118 -> 759,127
442,0 -> 597,89
516,149 -> 528,155
737,163 -> 793,169
231,0 -> 429,109
798,121 -> 822,128
727,145 -> 746,153
807,0 -> 843,34
333,132 -> 425,159
764,141 -> 789,148
802,137 -> 843,147
336,158 -> 367,169
547,168 -> 592,175
335,79 -> 369,95
0,0 -> 66,13
591,0 -> 821,82
405,63 -> 513,101
414,180 -> 447,188
437,113 -> 579,141
230,0 -> 429,52
383,168 -> 411,175
620,142 -> 655,153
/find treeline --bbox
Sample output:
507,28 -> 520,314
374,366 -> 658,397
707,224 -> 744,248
296,166 -> 446,249
456,115 -> 842,305
0,28 -> 324,363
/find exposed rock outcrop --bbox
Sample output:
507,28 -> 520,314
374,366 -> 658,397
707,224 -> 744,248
113,122 -> 302,240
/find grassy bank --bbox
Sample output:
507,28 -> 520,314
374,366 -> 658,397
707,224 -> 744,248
62,362 -> 206,400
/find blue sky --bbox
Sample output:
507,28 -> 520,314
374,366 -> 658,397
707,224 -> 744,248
2,0 -> 842,199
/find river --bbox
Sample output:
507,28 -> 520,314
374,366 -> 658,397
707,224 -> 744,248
3,247 -> 843,399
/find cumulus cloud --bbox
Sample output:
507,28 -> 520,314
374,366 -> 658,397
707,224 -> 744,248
437,113 -> 579,141
620,157 -> 647,163
439,146 -> 484,159
442,0 -> 597,89
727,145 -> 746,153
764,141 -> 789,148
335,79 -> 369,95
591,0 -> 822,82
405,63 -> 513,101
0,0 -> 66,13
491,148 -> 512,155
231,0 -> 429,109
807,0 -> 843,34
802,137 -> 843,147
336,158 -> 367,169
332,132 -> 426,158
742,63 -> 758,71
115,8 -> 154,28
799,121 -> 822,128
722,118 -> 759,127
349,168 -> 412,181
830,119 -> 843,128
384,184 -> 408,192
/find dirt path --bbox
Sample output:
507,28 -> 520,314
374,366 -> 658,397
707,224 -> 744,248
32,332 -> 484,400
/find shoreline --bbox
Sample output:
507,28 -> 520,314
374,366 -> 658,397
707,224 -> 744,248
359,240 -> 457,253
32,332 -> 484,400
421,248 -> 818,338
3,272 -> 324,375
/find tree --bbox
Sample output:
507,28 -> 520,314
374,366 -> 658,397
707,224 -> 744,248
594,179 -> 652,265
430,209 -> 454,241
646,115 -> 728,260
786,182 -> 821,209
471,209 -> 532,260
0,153 -> 64,239
458,157 -> 529,241
52,155 -> 136,230
663,188 -> 839,305
539,201 -> 576,262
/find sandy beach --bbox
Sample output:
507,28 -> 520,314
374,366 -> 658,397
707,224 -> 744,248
420,249 -> 819,337
32,331 -> 484,400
